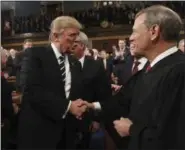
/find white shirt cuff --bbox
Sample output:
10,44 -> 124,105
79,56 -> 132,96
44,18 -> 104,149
62,100 -> 71,119
93,102 -> 101,111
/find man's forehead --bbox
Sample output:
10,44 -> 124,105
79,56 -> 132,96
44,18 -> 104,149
133,14 -> 146,29
118,40 -> 125,43
65,28 -> 79,34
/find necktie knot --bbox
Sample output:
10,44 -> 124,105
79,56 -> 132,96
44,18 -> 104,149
59,55 -> 65,60
134,60 -> 140,66
132,60 -> 140,74
146,65 -> 151,73
59,55 -> 66,83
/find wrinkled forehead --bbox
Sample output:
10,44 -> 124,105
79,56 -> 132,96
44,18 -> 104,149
64,28 -> 80,35
133,14 -> 147,30
180,40 -> 185,45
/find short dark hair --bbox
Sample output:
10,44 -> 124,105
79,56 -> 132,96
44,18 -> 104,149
23,39 -> 32,44
136,5 -> 182,42
89,49 -> 94,56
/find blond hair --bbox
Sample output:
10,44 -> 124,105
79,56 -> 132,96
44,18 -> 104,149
50,16 -> 82,33
49,16 -> 82,42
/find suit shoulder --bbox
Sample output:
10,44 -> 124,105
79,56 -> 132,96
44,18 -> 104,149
24,46 -> 48,57
85,55 -> 94,61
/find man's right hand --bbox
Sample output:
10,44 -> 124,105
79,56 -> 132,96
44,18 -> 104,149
69,99 -> 87,119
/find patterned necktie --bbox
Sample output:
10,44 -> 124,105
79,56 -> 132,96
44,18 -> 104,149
59,55 -> 66,83
132,60 -> 140,74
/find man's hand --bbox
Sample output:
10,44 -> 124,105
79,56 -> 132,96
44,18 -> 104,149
82,101 -> 95,109
113,118 -> 133,137
69,99 -> 87,119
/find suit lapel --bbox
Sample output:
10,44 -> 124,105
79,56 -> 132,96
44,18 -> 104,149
82,56 -> 89,73
68,55 -> 78,99
46,45 -> 65,87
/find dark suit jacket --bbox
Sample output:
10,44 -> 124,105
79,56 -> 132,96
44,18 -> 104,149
77,56 -> 112,147
1,76 -> 14,122
17,46 -> 83,149
82,56 -> 112,103
14,51 -> 25,91
1,76 -> 14,148
114,56 -> 134,86
80,56 -> 112,128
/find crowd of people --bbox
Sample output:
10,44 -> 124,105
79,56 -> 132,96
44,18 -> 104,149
1,1 -> 185,35
1,4 -> 185,150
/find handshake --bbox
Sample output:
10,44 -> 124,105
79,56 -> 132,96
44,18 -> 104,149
69,99 -> 94,119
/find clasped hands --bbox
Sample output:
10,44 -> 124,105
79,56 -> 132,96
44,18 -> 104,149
69,99 -> 94,119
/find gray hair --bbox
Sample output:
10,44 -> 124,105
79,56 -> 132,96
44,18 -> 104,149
179,39 -> 184,45
76,31 -> 89,46
136,5 -> 182,42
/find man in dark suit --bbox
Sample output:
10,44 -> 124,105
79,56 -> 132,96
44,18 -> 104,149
84,5 -> 185,150
17,16 -> 88,149
113,43 -> 147,86
72,31 -> 112,149
100,50 -> 113,81
14,39 -> 33,92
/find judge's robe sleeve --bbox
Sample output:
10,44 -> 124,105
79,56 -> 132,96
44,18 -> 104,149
20,48 -> 69,121
129,66 -> 185,147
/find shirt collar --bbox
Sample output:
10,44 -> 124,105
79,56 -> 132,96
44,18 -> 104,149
150,46 -> 178,67
138,57 -> 147,64
79,54 -> 85,67
51,43 -> 63,59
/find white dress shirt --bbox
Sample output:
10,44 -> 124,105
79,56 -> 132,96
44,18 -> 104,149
79,54 -> 85,68
103,59 -> 107,69
93,46 -> 178,110
51,43 -> 72,118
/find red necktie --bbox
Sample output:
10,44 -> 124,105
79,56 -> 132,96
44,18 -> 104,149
132,60 -> 140,75
146,65 -> 151,73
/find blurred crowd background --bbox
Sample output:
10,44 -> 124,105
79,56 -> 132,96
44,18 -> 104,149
1,1 -> 184,36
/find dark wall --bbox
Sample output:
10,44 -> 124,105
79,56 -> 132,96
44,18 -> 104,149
15,1 -> 40,16
63,1 -> 94,13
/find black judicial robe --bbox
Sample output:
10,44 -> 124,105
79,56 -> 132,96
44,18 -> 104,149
100,50 -> 185,149
128,51 -> 185,149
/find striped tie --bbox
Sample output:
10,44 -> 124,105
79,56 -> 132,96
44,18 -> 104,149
59,55 -> 66,82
